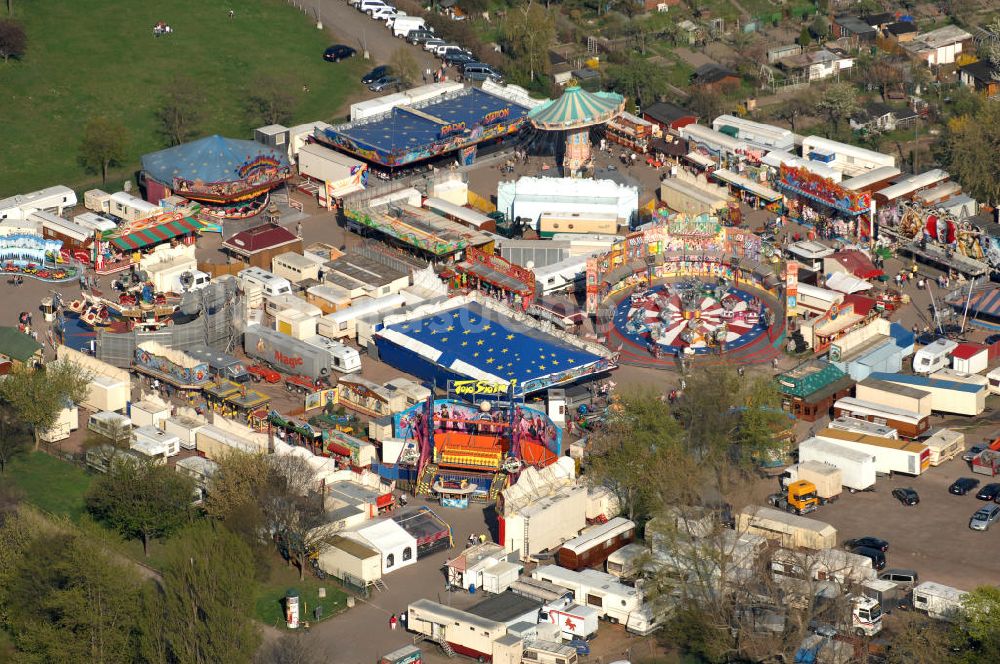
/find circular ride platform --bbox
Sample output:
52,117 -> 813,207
611,280 -> 775,359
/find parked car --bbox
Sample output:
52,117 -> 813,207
879,568 -> 918,588
963,445 -> 988,462
891,487 -> 919,506
407,29 -> 436,44
323,44 -> 356,62
443,52 -> 476,67
844,537 -> 889,552
567,638 -> 590,656
950,477 -> 981,495
976,483 -> 1000,501
361,65 -> 391,84
463,62 -> 503,82
368,75 -> 400,92
423,38 -> 446,52
970,504 -> 1000,531
851,546 -> 886,570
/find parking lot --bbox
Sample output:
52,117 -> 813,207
788,454 -> 1000,591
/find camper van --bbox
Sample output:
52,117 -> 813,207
912,338 -> 958,374
237,267 -> 293,298
301,335 -> 362,374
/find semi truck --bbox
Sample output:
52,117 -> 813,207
780,462 -> 843,503
244,325 -> 344,381
816,428 -> 930,476
797,437 -> 877,492
767,480 -> 821,515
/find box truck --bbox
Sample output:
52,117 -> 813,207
539,596 -> 600,640
780,462 -> 843,502
797,438 -> 877,492
816,428 -> 930,476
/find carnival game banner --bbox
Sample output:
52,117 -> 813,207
393,399 -> 562,457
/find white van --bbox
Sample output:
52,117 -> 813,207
179,270 -> 211,292
237,266 -> 293,298
435,44 -> 466,57
912,338 -> 958,374
391,16 -> 425,37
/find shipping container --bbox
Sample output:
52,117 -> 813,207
923,429 -> 964,466
816,428 -> 930,476
833,397 -> 929,438
869,371 -> 987,417
797,438 -> 876,491
556,517 -> 636,571
735,506 -> 838,550
854,377 -> 929,416
482,561 -> 521,595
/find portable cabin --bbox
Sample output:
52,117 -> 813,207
951,343 -> 988,374
133,425 -> 181,457
912,338 -> 958,374
39,401 -> 80,443
482,561 -> 522,595
406,600 -> 507,662
271,251 -> 322,284
317,293 -> 407,341
556,517 -> 636,571
163,415 -> 207,451
275,308 -> 318,340
130,399 -> 171,429
832,396 -> 929,438
315,535 -> 382,587
869,371 -> 987,417
306,284 -> 353,314
854,377 -> 932,416
923,428 -> 964,466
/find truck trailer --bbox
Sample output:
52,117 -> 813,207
854,377 -> 932,416
832,397 -> 929,439
797,438 -> 877,492
735,506 -> 837,550
244,324 -> 340,380
868,371 -> 987,417
816,428 -> 930,476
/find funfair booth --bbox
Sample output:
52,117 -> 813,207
140,135 -> 292,218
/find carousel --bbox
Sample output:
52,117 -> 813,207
527,85 -> 625,177
615,279 -> 771,356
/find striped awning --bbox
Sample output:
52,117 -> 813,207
528,86 -> 624,130
109,217 -> 203,251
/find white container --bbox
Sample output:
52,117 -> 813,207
163,415 -> 206,451
275,308 -> 318,340
855,377 -> 933,416
796,437 -> 876,491
481,561 -> 521,595
816,428 -> 930,476
951,344 -> 989,374
133,425 -> 181,457
130,400 -> 170,429
87,374 -> 130,413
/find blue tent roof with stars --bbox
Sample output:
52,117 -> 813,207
375,302 -> 610,396
141,135 -> 290,185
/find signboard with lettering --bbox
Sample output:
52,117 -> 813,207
440,122 -> 467,138
786,260 -> 799,312
450,380 -> 510,396
481,107 -> 511,126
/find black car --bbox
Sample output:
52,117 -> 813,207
443,52 -> 476,67
986,334 -> 1000,346
361,65 -> 390,84
950,477 -> 981,495
845,536 -> 889,552
852,546 -> 887,570
963,445 -> 988,463
977,483 -> 1000,501
892,487 -> 919,505
324,44 -> 356,62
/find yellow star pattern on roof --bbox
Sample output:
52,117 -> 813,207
461,341 -> 468,347
538,365 -> 546,371
446,325 -> 454,332
482,324 -> 491,331
463,329 -> 471,335
506,334 -> 515,340
501,348 -> 508,353
486,358 -> 494,364
440,337 -> 448,343
551,359 -> 559,365
476,339 -> 485,346
452,312 -> 460,318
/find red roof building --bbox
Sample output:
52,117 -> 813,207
824,250 -> 883,280
222,223 -> 303,269
951,343 -> 988,373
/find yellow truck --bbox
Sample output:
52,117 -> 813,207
767,480 -> 820,515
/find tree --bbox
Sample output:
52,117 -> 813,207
156,75 -> 206,146
204,451 -> 272,580
390,46 -> 419,87
810,15 -> 829,41
150,523 -> 261,663
886,611 -> 957,664
262,455 -> 332,580
686,88 -> 726,124
768,93 -> 815,133
503,0 -> 555,84
861,57 -> 904,100
607,55 -> 668,109
0,18 -> 26,62
245,77 -> 297,127
86,459 -> 194,556
79,117 -> 128,185
0,361 -> 91,451
938,102 -> 1000,206
0,514 -> 141,663
817,82 -> 860,132
255,633 -> 323,664
0,406 -> 29,472
799,26 -> 812,47
956,586 -> 1000,660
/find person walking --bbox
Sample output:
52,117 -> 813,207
390,614 -> 398,630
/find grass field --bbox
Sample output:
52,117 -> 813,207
0,0 -> 364,197
5,452 -> 93,521
254,565 -> 349,628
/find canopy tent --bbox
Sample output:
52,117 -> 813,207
528,86 -> 624,130
824,271 -> 872,294
106,217 -> 204,252
962,287 -> 1000,321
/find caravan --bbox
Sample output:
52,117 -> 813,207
531,565 -> 662,635
912,338 -> 958,374
238,267 -> 293,298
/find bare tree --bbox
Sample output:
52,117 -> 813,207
261,455 -> 334,580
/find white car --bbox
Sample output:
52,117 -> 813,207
423,38 -> 446,52
433,43 -> 461,56
369,6 -> 398,20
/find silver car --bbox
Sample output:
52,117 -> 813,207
970,504 -> 1000,531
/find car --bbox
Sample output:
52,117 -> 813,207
567,638 -> 590,655
361,65 -> 391,84
844,537 -> 889,552
407,29 -> 436,44
891,487 -> 919,506
443,52 -> 476,67
323,44 -> 356,62
970,504 -> 1000,531
977,483 -> 1000,500
963,444 -> 988,462
950,477 -> 981,495
423,38 -> 446,52
368,75 -> 400,92
879,568 -> 919,588
851,546 -> 886,570
986,334 -> 1000,346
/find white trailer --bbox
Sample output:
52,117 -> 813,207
533,254 -> 591,295
816,428 -> 930,476
606,542 -> 647,579
530,565 -> 660,635
317,293 -> 407,341
828,416 -> 898,439
163,415 -> 206,451
923,428 -> 964,466
133,425 -> 181,457
797,437 -> 876,491
912,338 -> 958,374
407,599 -> 506,662
870,371 -> 987,417
539,596 -> 600,640
301,335 -> 362,374
912,582 -> 968,621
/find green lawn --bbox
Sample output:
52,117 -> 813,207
0,0 -> 365,197
254,565 -> 349,629
5,452 -> 93,521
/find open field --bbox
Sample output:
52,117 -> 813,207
0,0 -> 364,196
5,451 -> 93,521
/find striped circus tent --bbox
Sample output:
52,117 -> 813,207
528,86 -> 624,130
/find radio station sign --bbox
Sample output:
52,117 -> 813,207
481,107 -> 511,126
440,122 -> 467,138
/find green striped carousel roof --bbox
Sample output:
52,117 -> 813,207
528,86 -> 624,130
